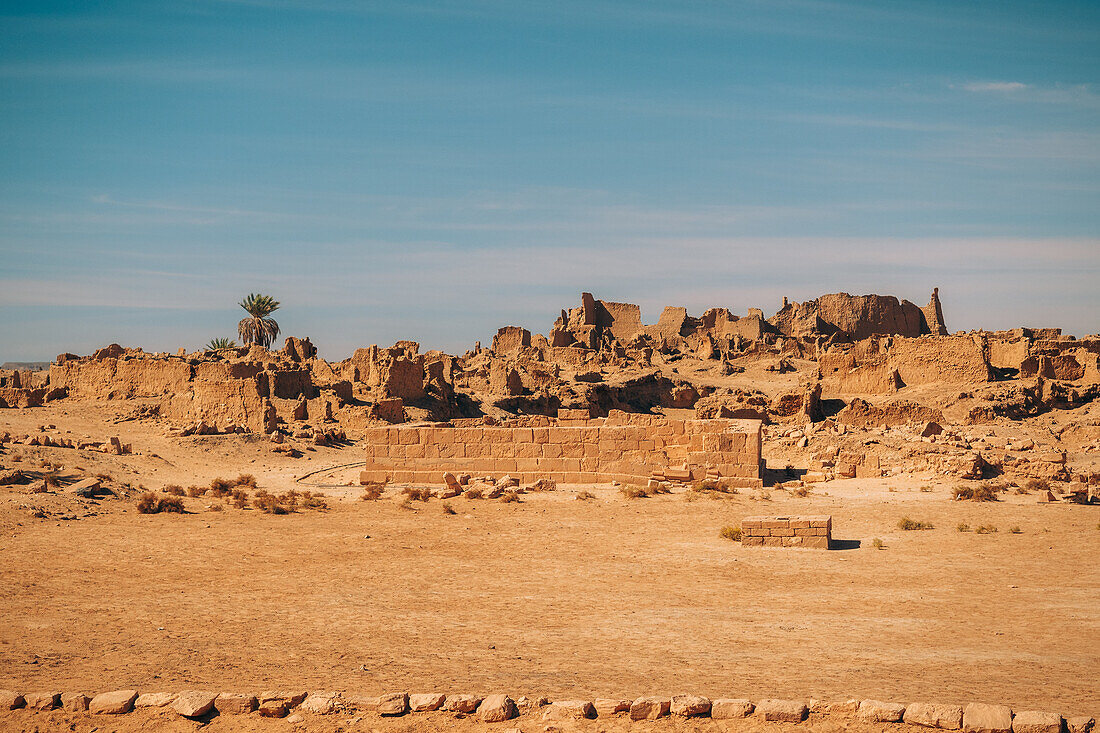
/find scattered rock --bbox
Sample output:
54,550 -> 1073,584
1066,717 -> 1095,733
758,698 -> 808,723
1012,711 -> 1063,733
478,694 -> 517,722
409,693 -> 447,712
134,692 -> 176,708
172,690 -> 217,718
711,699 -> 755,719
301,691 -> 341,714
670,694 -> 711,717
593,698 -> 632,716
542,700 -> 596,720
443,694 -> 482,713
377,691 -> 409,716
629,696 -> 670,720
215,692 -> 257,714
963,703 -> 1014,733
858,699 -> 907,722
905,702 -> 964,729
60,692 -> 90,712
23,691 -> 59,710
90,689 -> 139,714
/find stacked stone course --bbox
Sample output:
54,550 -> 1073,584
359,414 -> 763,486
741,515 -> 832,548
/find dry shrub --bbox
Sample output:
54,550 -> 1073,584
1009,526 -> 1023,534
719,525 -> 741,541
528,478 -> 556,492
137,492 -> 185,514
500,489 -> 520,503
234,474 -> 258,489
163,484 -> 185,496
953,482 -> 1000,502
187,485 -> 206,498
898,516 -> 934,531
620,485 -> 648,499
463,487 -> 483,499
230,489 -> 249,509
209,477 -> 234,497
208,503 -> 224,512
442,502 -> 456,515
43,472 -> 61,488
1023,478 -> 1050,493
793,485 -> 811,498
575,490 -> 596,501
650,483 -> 671,495
957,522 -> 971,533
360,482 -> 385,500
872,538 -> 885,549
298,491 -> 328,511
975,524 -> 998,534
402,487 -> 434,502
253,490 -> 286,514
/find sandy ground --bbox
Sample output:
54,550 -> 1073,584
1,401 -> 1098,725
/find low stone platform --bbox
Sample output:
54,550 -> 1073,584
741,515 -> 832,549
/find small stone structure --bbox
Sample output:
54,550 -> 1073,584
741,515 -> 832,548
360,415 -> 763,486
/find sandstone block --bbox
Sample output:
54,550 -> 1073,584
542,700 -> 596,720
905,702 -> 964,729
478,694 -> 517,722
60,692 -> 90,712
593,698 -> 632,716
90,689 -> 139,714
443,694 -> 482,713
258,700 -> 289,718
378,692 -> 409,716
758,698 -> 808,722
23,692 -> 60,710
1066,717 -> 1095,733
671,694 -> 712,717
630,696 -> 670,720
134,692 -> 176,708
172,690 -> 217,718
964,703 -> 1014,733
858,699 -> 906,722
1013,711 -> 1063,733
409,693 -> 446,712
215,693 -> 257,714
301,691 -> 341,714
259,690 -> 307,708
712,699 -> 755,719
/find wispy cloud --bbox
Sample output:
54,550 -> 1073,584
960,81 -> 1030,93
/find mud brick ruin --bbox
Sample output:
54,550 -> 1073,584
358,412 -> 763,486
740,515 -> 832,548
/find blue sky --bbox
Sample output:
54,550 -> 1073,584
1,0 -> 1098,361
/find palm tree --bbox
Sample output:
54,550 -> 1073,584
205,337 -> 236,351
237,293 -> 281,348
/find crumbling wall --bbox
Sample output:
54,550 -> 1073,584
359,416 -> 762,486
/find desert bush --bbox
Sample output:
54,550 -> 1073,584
1023,478 -> 1050,493
137,492 -> 185,514
297,491 -> 328,511
975,524 -> 998,534
209,477 -> 234,497
793,485 -> 811,498
953,482 -> 1000,502
43,472 -> 61,488
575,490 -> 596,501
442,502 -> 456,515
1009,526 -> 1023,534
500,489 -> 520,503
957,523 -> 971,532
719,525 -> 741,541
919,486 -> 933,493
402,487 -> 434,502
252,490 -> 289,514
872,538 -> 885,549
187,485 -> 206,498
234,474 -> 258,489
360,482 -> 385,500
164,484 -> 185,496
898,516 -> 934,531
230,489 -> 249,508
208,503 -> 224,512
620,485 -> 648,499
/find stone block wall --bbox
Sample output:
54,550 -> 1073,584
359,416 -> 762,486
741,516 -> 832,548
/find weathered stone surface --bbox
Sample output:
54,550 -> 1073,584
712,699 -> 755,719
23,692 -> 59,710
593,698 -> 632,716
758,698 -> 808,722
1066,717 -> 1095,733
257,700 -> 289,718
409,693 -> 447,712
172,690 -> 217,718
90,689 -> 139,714
302,691 -> 341,714
810,699 -> 860,715
215,693 -> 257,714
60,692 -> 90,712
858,699 -> 907,722
670,694 -> 712,717
259,690 -> 306,708
542,700 -> 596,720
478,694 -> 517,722
134,692 -> 176,708
964,703 -> 1014,733
377,692 -> 409,716
905,702 -> 965,729
1012,711 -> 1063,733
515,695 -> 549,714
443,694 -> 482,713
629,696 -> 671,720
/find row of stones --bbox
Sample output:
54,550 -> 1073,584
1,689 -> 1093,733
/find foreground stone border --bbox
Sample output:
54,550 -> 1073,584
0,689 -> 1094,731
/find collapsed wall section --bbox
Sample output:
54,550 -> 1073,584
359,416 -> 763,486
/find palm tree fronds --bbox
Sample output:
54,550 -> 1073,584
205,337 -> 236,351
